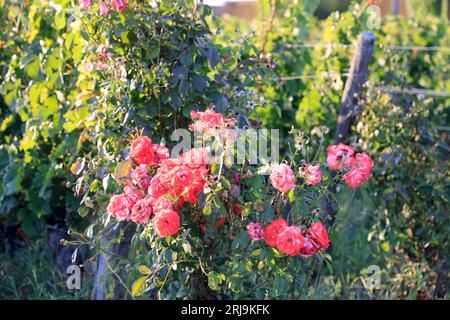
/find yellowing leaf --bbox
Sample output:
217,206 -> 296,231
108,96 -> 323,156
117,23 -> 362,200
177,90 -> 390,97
113,159 -> 132,181
131,276 -> 147,297
0,115 -> 14,132
55,9 -> 66,30
381,241 -> 390,252
137,265 -> 151,275
71,158 -> 85,175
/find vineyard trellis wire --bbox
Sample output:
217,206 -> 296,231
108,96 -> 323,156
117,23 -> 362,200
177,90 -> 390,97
267,41 -> 450,97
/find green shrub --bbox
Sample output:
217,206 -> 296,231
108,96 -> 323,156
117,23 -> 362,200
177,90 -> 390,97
0,0 -> 91,234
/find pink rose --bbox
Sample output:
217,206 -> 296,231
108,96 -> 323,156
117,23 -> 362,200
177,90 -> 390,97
246,222 -> 265,241
308,222 -> 330,249
327,144 -> 354,170
130,164 -> 151,190
107,194 -> 131,221
99,1 -> 109,16
189,109 -> 226,133
180,147 -> 210,169
110,0 -> 126,13
342,152 -> 373,189
276,226 -> 305,256
131,197 -> 153,224
124,182 -> 142,207
148,174 -> 171,199
153,210 -> 180,237
130,136 -> 155,166
264,218 -> 289,247
152,197 -> 173,215
270,163 -> 295,193
78,0 -> 92,10
154,145 -> 170,163
303,163 -> 322,186
298,236 -> 319,257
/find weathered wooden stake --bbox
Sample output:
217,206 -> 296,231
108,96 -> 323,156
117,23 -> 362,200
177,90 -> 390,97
92,222 -> 135,300
335,31 -> 375,144
324,31 -> 375,224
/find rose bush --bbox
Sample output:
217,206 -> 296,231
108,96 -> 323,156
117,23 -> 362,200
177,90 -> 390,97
62,0 -> 376,300
101,122 -> 372,299
0,0 -> 373,299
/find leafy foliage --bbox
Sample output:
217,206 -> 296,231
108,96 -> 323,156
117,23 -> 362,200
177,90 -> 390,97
0,0 -> 91,234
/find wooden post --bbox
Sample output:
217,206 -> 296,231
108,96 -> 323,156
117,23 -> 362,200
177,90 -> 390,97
92,222 -> 135,300
335,31 -> 375,144
323,31 -> 375,225
392,0 -> 400,15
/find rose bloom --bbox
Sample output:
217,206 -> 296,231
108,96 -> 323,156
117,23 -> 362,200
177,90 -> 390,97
124,182 -> 142,207
154,145 -> 170,164
352,152 -> 373,177
304,163 -> 322,186
130,136 -> 155,165
153,209 -> 180,237
110,0 -> 126,12
276,226 -> 305,256
264,218 -> 289,247
270,163 -> 295,193
180,147 -> 210,170
308,222 -> 330,249
99,1 -> 109,16
96,44 -> 112,62
96,61 -> 106,71
327,144 -> 354,170
342,152 -> 373,189
78,0 -> 92,9
130,197 -> 153,224
152,197 -> 173,214
130,164 -> 151,190
107,194 -> 131,221
189,109 -> 224,133
148,174 -> 171,198
298,236 -> 319,257
246,222 -> 265,241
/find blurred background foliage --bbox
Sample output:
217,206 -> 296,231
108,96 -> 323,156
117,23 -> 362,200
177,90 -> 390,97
0,0 -> 449,299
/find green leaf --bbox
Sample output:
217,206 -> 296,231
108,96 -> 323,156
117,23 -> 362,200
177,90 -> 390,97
25,58 -> 40,79
207,47 -> 220,67
55,9 -> 66,30
203,202 -> 212,216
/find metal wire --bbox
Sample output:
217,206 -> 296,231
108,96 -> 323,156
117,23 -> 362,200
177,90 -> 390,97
279,43 -> 450,52
267,41 -> 450,97
265,73 -> 450,97
371,86 -> 450,97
